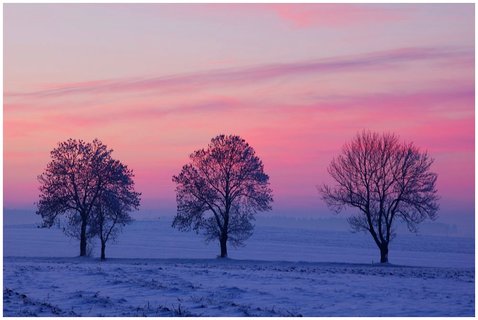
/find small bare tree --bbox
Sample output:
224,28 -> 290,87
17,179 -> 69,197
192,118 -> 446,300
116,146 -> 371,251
320,131 -> 439,263
92,164 -> 140,260
172,134 -> 273,258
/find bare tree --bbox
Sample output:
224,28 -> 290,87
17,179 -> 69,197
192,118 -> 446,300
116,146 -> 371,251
172,134 -> 273,258
320,131 -> 439,263
93,179 -> 140,260
37,138 -> 141,257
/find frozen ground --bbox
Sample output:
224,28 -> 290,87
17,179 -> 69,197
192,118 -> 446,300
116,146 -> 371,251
3,213 -> 475,316
3,256 -> 474,316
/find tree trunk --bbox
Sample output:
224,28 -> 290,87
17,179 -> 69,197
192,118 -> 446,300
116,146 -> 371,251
80,219 -> 87,257
380,243 -> 389,263
100,241 -> 106,260
219,235 -> 228,258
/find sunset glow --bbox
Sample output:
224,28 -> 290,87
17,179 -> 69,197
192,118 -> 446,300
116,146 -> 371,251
4,4 -> 474,228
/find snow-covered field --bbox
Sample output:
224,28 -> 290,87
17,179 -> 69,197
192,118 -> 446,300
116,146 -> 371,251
3,214 -> 475,316
3,257 -> 474,316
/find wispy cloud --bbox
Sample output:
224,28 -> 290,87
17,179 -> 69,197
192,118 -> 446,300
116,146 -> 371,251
6,86 -> 472,135
263,4 -> 405,28
6,46 -> 473,99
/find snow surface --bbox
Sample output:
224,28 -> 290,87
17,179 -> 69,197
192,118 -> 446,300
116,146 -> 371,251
3,215 -> 475,316
3,257 -> 474,316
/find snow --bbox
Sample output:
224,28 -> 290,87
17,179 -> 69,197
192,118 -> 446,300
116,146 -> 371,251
3,257 -> 474,316
3,215 -> 475,316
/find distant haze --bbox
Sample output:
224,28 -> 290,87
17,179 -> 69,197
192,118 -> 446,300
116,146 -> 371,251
4,208 -> 473,238
4,4 -> 474,231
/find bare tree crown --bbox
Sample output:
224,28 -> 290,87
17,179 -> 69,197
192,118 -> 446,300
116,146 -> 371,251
37,139 -> 111,226
172,134 -> 273,253
36,138 -> 141,257
320,131 -> 439,262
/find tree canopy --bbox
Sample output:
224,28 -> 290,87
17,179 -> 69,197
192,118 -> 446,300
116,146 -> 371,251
320,131 -> 439,263
172,134 -> 273,257
37,138 -> 141,257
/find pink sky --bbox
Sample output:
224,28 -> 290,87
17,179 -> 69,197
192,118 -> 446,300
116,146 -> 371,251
4,4 -> 474,226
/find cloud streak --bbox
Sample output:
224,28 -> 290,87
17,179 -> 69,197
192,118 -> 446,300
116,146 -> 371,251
180,4 -> 406,28
6,86 -> 472,135
264,4 -> 405,28
6,46 -> 473,99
